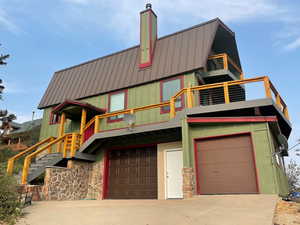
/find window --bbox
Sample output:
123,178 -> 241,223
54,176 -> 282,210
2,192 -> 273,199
160,77 -> 184,113
49,111 -> 60,125
108,90 -> 127,122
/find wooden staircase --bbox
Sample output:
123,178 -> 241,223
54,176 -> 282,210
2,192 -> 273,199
7,133 -> 81,184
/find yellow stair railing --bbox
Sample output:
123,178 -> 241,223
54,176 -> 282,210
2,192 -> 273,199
21,133 -> 81,184
7,137 -> 55,175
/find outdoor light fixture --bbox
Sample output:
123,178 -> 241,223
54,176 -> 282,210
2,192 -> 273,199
124,113 -> 136,131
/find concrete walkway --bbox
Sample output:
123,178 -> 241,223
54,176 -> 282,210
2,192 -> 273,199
18,195 -> 278,225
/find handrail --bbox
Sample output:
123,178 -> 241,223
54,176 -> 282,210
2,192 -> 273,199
82,117 -> 95,133
81,76 -> 289,136
208,53 -> 243,79
7,136 -> 55,175
20,133 -> 81,184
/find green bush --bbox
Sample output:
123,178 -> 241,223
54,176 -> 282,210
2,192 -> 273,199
0,168 -> 21,224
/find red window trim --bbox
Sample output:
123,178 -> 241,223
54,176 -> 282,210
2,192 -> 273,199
49,109 -> 61,125
160,75 -> 185,114
107,89 -> 128,123
193,132 -> 260,195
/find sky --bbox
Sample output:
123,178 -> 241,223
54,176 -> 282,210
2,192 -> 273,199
0,0 -> 299,162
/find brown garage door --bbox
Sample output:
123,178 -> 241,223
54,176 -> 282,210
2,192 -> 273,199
196,134 -> 258,194
107,146 -> 157,199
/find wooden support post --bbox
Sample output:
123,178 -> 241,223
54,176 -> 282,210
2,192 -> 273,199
187,83 -> 193,108
57,112 -> 66,153
21,157 -> 31,185
58,112 -> 66,137
170,97 -> 176,119
47,137 -> 54,154
70,133 -> 77,158
7,159 -> 14,175
240,72 -> 244,80
80,108 -> 87,145
276,94 -> 281,108
223,54 -> 228,70
283,107 -> 290,120
63,136 -> 68,158
94,116 -> 99,134
223,82 -> 230,104
264,77 -> 272,98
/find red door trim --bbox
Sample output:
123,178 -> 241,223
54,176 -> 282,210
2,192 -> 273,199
102,150 -> 110,199
193,132 -> 260,195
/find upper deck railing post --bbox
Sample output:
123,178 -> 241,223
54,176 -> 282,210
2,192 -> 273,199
283,107 -> 290,120
94,116 -> 100,134
223,82 -> 230,104
80,108 -> 87,145
187,83 -> 193,108
170,97 -> 176,119
223,54 -> 228,70
263,77 -> 272,98
57,112 -> 66,153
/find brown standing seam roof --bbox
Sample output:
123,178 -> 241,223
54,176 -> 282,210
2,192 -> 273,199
38,18 -> 229,109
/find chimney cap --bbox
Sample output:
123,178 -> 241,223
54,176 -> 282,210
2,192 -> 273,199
146,3 -> 152,9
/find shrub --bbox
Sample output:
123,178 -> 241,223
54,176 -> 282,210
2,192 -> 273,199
0,168 -> 21,224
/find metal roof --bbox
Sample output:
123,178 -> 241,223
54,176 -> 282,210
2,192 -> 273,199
38,18 -> 230,109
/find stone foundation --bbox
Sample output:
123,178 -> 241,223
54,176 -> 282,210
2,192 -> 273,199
86,160 -> 104,200
43,160 -> 104,200
182,167 -> 195,199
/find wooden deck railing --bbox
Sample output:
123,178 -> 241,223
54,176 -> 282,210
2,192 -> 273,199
82,76 -> 289,136
207,53 -> 244,79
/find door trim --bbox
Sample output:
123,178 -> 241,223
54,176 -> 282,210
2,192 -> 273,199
164,148 -> 183,199
193,132 -> 260,195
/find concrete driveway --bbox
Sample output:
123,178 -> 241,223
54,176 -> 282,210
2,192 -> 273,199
18,195 -> 278,225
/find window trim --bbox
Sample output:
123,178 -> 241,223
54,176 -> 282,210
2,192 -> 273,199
107,89 -> 128,123
49,109 -> 61,125
160,76 -> 185,114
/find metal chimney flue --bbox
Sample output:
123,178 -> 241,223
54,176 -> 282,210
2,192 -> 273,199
146,3 -> 152,9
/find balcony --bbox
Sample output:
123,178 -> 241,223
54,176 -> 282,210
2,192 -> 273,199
206,53 -> 243,81
83,76 -> 289,137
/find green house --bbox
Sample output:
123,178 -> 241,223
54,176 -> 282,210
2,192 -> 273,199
8,4 -> 291,200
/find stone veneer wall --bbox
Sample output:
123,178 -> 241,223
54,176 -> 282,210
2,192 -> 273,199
43,160 -> 104,200
182,167 -> 195,198
86,160 -> 104,200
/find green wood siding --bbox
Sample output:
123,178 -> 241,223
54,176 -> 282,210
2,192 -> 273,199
184,122 -> 289,195
39,73 -> 196,139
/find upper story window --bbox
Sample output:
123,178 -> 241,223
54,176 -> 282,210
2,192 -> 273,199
160,76 -> 184,113
108,90 -> 127,122
49,110 -> 60,125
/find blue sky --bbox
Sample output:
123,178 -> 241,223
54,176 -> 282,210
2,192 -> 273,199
0,0 -> 299,161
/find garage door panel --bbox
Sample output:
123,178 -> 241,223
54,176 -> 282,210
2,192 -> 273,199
196,134 -> 258,194
107,147 -> 158,199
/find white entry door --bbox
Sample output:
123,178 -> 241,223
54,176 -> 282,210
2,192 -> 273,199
166,149 -> 183,199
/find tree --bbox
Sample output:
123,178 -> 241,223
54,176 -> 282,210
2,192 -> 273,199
286,159 -> 300,191
0,45 -> 16,136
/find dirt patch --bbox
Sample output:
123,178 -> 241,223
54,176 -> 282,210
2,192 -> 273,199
273,200 -> 300,225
